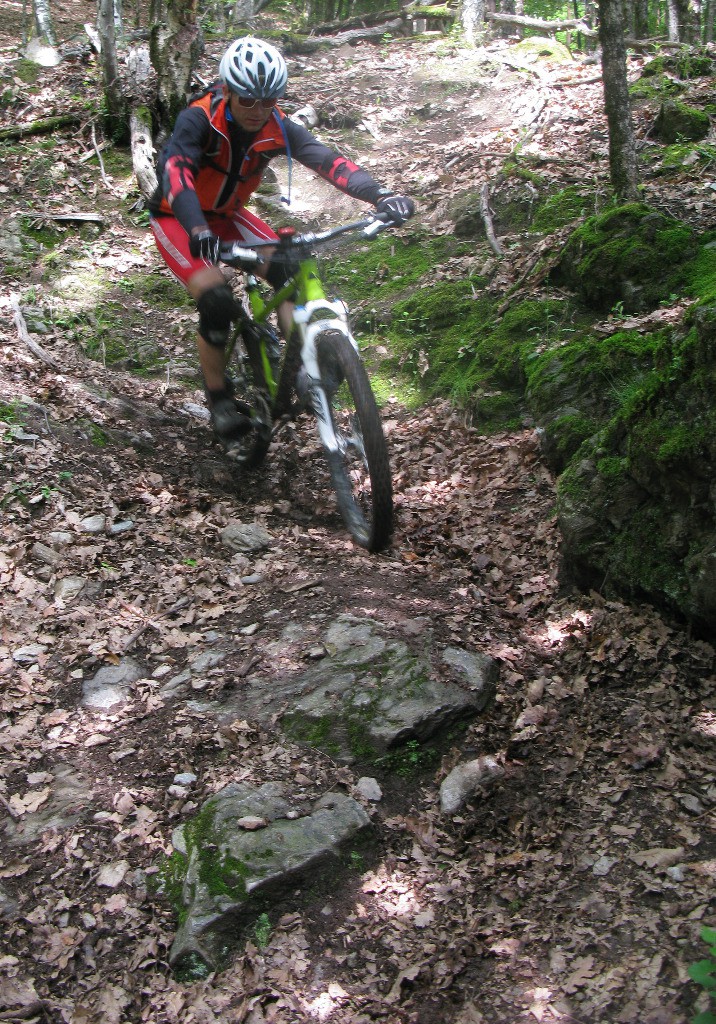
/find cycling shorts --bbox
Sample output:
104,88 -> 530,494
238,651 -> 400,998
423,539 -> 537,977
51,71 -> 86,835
150,208 -> 279,287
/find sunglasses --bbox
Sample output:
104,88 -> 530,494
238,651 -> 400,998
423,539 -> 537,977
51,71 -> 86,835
234,95 -> 279,110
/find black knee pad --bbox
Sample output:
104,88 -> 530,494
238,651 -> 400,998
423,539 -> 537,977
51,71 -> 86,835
265,255 -> 299,292
197,284 -> 238,348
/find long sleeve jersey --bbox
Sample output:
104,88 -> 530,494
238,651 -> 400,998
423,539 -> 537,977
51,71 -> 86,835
149,87 -> 385,235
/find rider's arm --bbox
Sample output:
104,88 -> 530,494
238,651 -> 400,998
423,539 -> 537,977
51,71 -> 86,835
281,117 -> 387,205
156,107 -> 213,235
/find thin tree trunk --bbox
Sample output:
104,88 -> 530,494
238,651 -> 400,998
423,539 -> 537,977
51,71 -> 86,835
666,0 -> 681,39
461,0 -> 485,43
98,0 -> 127,138
130,108 -> 158,197
32,0 -> 57,45
634,0 -> 650,37
598,0 -> 639,201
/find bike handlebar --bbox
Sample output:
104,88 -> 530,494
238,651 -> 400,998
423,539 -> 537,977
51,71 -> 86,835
218,212 -> 393,268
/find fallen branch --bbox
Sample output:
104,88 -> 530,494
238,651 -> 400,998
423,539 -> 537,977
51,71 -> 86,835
485,11 -> 598,37
553,74 -> 603,87
91,123 -> 112,190
297,16 -> 407,51
479,184 -> 504,257
310,8 -> 404,34
12,209 -> 104,225
0,112 -> 83,141
9,294 -> 62,370
0,1000 -> 46,1021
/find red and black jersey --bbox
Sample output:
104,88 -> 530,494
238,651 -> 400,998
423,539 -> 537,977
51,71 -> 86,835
149,85 -> 384,234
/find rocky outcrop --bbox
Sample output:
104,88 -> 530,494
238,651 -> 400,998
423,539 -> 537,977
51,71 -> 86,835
163,783 -> 371,976
557,306 -> 716,633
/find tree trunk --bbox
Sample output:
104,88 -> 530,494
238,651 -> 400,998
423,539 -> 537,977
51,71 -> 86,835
677,0 -> 699,41
125,44 -> 158,198
232,0 -> 255,25
633,0 -> 650,38
130,107 -> 158,198
461,0 -> 485,44
98,0 -> 128,140
149,0 -> 203,138
598,0 -> 639,201
32,0 -> 57,45
705,0 -> 715,40
666,0 -> 681,39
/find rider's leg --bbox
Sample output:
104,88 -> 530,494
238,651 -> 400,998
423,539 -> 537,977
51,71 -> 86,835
150,216 -> 250,439
187,266 -> 234,394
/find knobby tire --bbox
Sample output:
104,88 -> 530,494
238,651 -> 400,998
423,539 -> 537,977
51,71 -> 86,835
316,330 -> 393,552
226,332 -> 272,469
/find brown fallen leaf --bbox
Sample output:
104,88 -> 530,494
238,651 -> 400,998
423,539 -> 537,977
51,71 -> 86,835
630,847 -> 685,871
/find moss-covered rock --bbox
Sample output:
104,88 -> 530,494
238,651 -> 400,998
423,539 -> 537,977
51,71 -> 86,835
556,307 -> 716,633
526,328 -> 666,471
159,783 -> 372,976
641,53 -> 715,80
553,203 -> 695,313
629,73 -> 685,102
507,36 -> 573,66
653,99 -> 711,144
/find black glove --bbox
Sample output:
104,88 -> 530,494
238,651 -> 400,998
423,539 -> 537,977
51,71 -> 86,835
189,228 -> 221,264
375,194 -> 415,226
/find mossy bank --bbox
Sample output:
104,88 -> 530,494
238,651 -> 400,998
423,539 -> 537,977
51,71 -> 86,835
341,201 -> 716,633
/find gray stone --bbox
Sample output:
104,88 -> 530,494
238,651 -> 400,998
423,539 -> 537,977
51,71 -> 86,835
165,783 -> 370,973
219,522 -> 272,553
160,670 -> 192,699
355,777 -> 382,802
0,881 -> 19,920
160,650 -> 227,701
12,643 -> 48,664
174,772 -> 198,786
440,755 -> 505,815
32,541 -> 63,567
278,615 -> 497,762
82,656 -> 144,709
3,765 -> 94,848
79,514 -> 107,534
442,646 -> 500,698
108,519 -> 134,535
48,531 -> 74,548
54,576 -> 86,602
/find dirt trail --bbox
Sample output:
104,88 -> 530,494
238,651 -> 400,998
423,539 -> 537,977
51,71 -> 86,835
1,21 -> 715,1024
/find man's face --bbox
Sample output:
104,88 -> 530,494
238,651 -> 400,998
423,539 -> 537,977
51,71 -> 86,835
223,86 -> 275,132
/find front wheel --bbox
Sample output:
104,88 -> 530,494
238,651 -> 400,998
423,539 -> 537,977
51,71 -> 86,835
315,330 -> 393,552
226,334 -> 272,468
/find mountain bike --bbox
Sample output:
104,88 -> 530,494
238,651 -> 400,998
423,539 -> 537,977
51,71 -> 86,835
219,212 -> 394,553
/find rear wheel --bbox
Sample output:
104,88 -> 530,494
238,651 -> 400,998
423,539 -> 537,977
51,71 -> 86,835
315,330 -> 393,551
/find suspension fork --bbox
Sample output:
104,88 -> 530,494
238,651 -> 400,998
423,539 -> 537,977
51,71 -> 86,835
287,260 -> 358,454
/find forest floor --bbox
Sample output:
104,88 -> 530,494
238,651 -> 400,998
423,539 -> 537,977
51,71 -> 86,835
0,7 -> 715,1024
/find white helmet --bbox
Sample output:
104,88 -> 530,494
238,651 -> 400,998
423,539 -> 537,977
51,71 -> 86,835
219,37 -> 288,99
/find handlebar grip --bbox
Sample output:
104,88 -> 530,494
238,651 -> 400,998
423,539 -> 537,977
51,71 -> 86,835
363,215 -> 390,238
219,244 -> 261,268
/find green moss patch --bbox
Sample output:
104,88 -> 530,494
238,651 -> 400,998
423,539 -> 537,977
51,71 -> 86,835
556,310 -> 716,626
554,203 -> 695,312
629,73 -> 685,101
641,53 -> 715,80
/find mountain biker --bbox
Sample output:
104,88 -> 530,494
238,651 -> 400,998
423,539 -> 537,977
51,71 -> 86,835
149,36 -> 415,444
